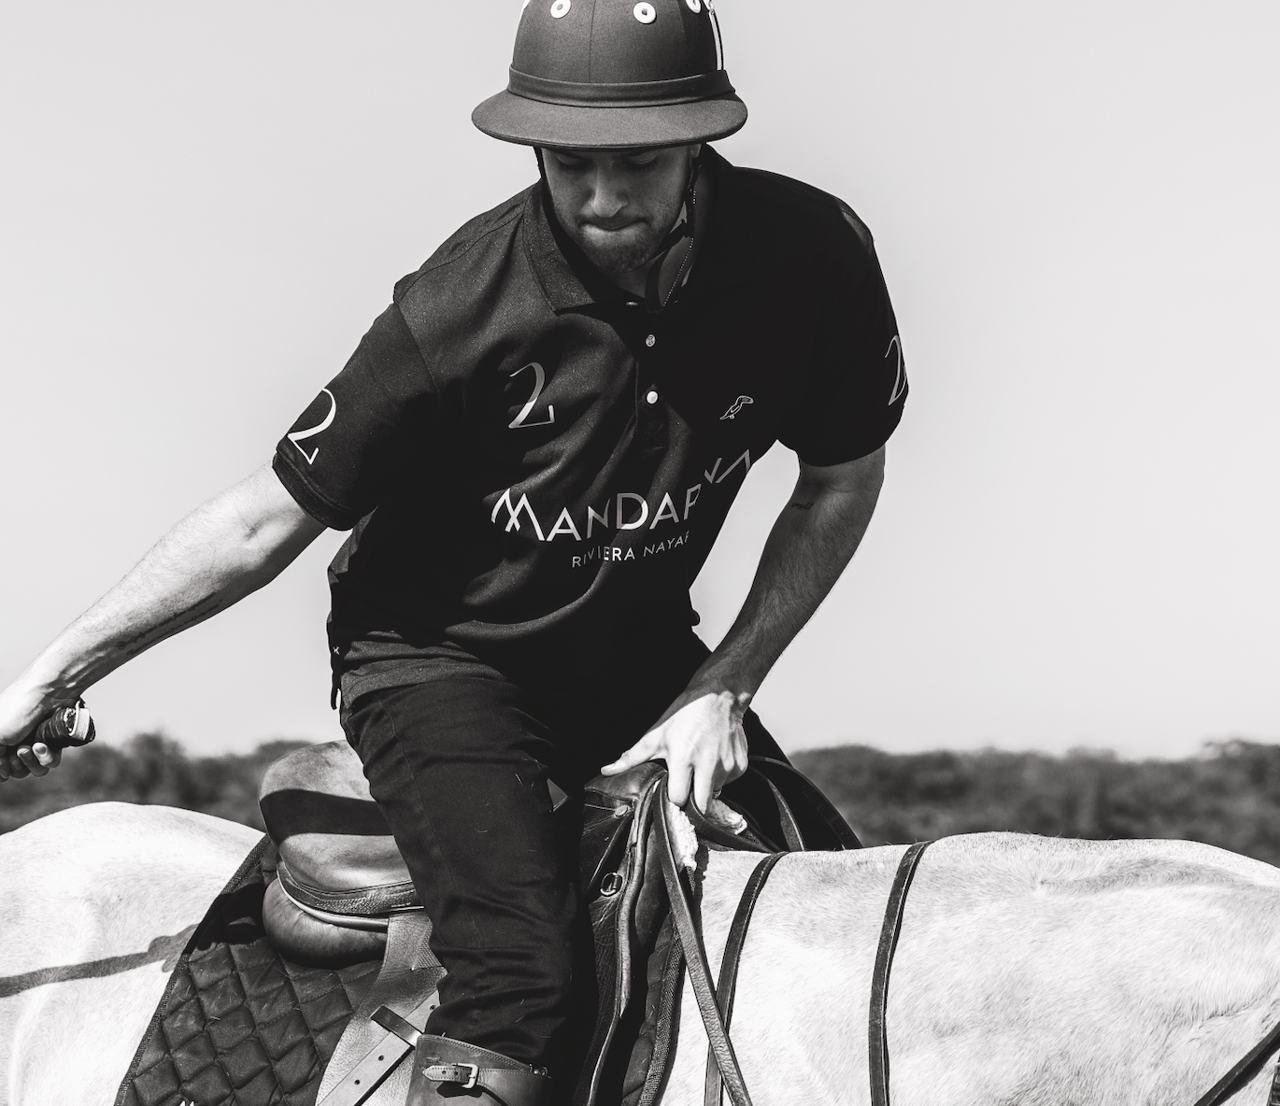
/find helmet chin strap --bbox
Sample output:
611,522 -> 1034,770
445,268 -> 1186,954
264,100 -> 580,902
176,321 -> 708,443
643,151 -> 702,313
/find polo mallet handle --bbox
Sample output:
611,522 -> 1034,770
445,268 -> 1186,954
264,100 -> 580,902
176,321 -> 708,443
29,700 -> 97,751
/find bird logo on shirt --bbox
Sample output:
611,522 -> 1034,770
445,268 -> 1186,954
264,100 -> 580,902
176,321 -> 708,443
720,395 -> 754,420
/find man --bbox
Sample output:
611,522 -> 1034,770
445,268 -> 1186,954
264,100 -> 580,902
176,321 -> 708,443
0,2 -> 906,1103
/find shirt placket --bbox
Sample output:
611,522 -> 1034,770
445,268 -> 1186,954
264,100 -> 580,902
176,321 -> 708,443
634,323 -> 669,459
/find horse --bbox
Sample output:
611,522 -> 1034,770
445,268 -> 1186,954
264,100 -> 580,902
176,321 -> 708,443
4,801 -> 1280,1105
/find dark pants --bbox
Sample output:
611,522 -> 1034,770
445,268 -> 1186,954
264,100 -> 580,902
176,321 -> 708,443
339,634 -> 786,1074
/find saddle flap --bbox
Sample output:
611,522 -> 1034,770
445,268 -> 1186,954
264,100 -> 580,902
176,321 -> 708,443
574,768 -> 668,1106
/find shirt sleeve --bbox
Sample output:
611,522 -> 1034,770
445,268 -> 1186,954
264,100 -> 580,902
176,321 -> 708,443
777,206 -> 908,467
273,303 -> 437,530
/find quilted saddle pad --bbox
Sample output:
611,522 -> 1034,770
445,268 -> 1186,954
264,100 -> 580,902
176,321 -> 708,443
115,836 -> 380,1106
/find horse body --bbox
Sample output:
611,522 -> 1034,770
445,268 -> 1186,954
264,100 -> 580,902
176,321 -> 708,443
3,807 -> 1280,1106
661,836 -> 1280,1106
0,804 -> 259,1106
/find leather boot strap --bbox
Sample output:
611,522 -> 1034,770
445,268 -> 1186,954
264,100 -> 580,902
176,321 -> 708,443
422,1063 -> 547,1103
413,1037 -> 551,1106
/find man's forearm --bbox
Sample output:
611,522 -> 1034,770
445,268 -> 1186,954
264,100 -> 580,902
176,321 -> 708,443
695,447 -> 886,699
17,464 -> 323,703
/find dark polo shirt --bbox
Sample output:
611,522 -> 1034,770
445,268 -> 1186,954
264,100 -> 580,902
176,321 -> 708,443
273,148 -> 907,701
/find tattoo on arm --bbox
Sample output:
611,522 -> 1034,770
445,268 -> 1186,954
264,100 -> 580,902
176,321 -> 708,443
790,500 -> 815,511
113,593 -> 225,655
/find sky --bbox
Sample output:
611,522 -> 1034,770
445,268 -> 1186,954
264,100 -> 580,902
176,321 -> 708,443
1,1 -> 1277,760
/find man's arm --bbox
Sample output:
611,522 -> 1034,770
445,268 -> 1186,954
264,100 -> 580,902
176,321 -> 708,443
602,446 -> 886,811
0,464 -> 325,780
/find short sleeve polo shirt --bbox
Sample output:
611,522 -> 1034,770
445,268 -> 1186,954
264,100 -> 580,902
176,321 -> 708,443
273,148 -> 907,699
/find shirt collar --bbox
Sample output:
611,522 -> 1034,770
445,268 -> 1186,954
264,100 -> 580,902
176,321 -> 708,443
522,146 -> 750,316
523,182 -> 616,313
695,148 -> 754,292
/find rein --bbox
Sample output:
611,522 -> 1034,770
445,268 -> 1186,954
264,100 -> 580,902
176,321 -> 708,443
868,842 -> 1280,1106
1191,1028 -> 1280,1106
654,793 -> 783,1106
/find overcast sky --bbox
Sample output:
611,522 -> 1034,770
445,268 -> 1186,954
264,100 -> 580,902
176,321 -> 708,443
2,1 -> 1277,759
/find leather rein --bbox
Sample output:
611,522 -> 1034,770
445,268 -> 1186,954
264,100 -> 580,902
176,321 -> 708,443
868,843 -> 1280,1106
654,792 -> 783,1106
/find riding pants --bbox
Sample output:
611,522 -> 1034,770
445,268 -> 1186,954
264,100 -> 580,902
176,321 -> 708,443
339,633 -> 787,1076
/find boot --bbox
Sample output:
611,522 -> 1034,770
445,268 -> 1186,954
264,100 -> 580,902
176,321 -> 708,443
406,1035 -> 552,1106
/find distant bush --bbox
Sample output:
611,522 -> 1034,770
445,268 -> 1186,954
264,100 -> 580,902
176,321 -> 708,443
6,736 -> 1280,869
0,734 -> 310,834
793,740 -> 1280,866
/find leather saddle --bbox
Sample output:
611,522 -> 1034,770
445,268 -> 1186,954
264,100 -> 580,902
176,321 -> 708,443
257,741 -> 859,1106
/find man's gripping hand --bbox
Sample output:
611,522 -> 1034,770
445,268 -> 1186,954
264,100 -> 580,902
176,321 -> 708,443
601,687 -> 751,814
0,682 -> 63,781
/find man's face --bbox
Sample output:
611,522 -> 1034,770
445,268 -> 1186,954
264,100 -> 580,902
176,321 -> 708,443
542,144 -> 699,278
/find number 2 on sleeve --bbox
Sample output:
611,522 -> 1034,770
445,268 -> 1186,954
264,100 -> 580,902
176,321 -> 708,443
288,388 -> 338,464
508,362 -> 555,429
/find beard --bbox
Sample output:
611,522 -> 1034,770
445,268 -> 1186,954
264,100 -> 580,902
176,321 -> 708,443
552,180 -> 687,277
570,219 -> 670,275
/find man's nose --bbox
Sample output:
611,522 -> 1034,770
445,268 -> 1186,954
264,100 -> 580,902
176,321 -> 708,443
586,169 -> 627,218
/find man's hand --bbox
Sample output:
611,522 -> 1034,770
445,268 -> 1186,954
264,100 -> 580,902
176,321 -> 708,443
0,682 -> 63,781
601,687 -> 750,813
601,448 -> 886,810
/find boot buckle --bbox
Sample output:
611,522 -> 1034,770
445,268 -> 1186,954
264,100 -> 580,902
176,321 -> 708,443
424,1062 -> 480,1090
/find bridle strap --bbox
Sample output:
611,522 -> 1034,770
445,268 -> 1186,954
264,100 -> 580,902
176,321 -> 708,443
868,841 -> 931,1106
703,852 -> 786,1106
655,793 -> 758,1106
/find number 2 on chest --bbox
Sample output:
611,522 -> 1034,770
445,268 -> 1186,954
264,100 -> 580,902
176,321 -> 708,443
508,362 -> 556,429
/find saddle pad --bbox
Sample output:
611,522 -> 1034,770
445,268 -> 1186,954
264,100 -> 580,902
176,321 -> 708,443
115,836 -> 381,1106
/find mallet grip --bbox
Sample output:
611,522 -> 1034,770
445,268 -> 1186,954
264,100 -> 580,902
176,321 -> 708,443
29,700 -> 97,751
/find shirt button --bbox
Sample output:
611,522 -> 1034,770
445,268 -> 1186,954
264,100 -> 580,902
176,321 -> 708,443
645,334 -> 656,348
645,390 -> 660,405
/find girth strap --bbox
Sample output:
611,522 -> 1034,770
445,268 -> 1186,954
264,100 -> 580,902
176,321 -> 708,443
703,852 -> 786,1106
654,795 -> 757,1106
868,841 -> 931,1106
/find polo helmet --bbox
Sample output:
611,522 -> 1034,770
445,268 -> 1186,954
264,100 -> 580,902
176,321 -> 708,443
472,0 -> 747,150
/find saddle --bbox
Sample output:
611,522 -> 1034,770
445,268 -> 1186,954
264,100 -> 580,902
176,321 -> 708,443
257,741 -> 859,1106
